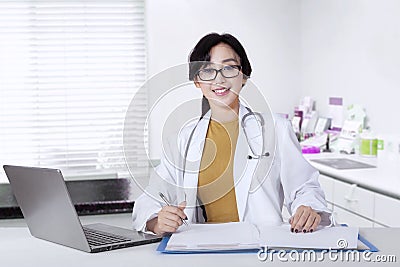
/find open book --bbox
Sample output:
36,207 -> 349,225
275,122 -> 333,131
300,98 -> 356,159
164,222 -> 360,252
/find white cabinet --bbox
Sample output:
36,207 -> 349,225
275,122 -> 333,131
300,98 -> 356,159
317,173 -> 400,228
318,175 -> 334,210
319,177 -> 376,227
333,206 -> 373,227
374,193 -> 400,227
333,179 -> 375,221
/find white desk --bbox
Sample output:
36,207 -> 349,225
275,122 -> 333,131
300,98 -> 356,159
1,214 -> 399,266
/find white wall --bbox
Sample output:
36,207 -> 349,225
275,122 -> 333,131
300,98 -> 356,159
146,0 -> 400,159
300,0 -> 400,135
146,0 -> 302,157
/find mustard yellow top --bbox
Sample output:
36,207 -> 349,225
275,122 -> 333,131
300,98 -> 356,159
197,118 -> 239,223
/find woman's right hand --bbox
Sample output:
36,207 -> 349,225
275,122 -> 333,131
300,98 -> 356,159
146,201 -> 187,236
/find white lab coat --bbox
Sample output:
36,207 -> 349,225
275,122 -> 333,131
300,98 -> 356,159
132,103 -> 332,232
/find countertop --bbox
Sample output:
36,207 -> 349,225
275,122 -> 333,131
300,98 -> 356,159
0,178 -> 135,219
305,153 -> 400,200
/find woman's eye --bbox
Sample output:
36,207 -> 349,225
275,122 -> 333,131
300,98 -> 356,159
202,69 -> 214,73
223,66 -> 234,71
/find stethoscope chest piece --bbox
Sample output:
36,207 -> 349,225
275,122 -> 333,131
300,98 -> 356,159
247,152 -> 270,160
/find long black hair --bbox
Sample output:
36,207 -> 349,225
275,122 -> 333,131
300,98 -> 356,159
188,33 -> 252,114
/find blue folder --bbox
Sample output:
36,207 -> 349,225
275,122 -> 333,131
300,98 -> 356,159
157,233 -> 378,254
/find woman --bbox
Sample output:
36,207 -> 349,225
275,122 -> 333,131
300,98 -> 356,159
132,33 -> 332,236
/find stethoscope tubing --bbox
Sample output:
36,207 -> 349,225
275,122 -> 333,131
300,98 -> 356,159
182,107 -> 270,179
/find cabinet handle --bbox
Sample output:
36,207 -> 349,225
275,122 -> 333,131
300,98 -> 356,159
344,184 -> 358,202
344,195 -> 358,202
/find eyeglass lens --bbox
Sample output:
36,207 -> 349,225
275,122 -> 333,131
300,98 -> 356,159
197,65 -> 241,81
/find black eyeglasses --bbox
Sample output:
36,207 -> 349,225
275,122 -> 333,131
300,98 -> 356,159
196,65 -> 242,81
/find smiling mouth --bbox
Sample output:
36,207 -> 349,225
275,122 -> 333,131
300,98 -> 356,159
212,87 -> 230,94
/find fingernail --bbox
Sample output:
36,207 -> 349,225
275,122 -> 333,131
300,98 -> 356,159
295,229 -> 298,233
310,229 -> 313,233
303,229 -> 306,233
291,228 -> 294,232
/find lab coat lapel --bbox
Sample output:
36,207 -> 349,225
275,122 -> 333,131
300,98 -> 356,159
233,104 -> 262,221
183,111 -> 210,221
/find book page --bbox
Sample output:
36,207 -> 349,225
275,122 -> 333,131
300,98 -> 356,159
166,222 -> 260,251
258,224 -> 359,249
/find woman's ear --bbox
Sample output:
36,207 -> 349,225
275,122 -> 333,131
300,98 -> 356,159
194,81 -> 201,88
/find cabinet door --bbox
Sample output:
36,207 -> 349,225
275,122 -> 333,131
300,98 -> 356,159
333,206 -> 373,227
318,174 -> 334,210
374,193 -> 400,227
333,179 -> 375,220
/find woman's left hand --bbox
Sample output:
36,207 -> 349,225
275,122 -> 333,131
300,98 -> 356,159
289,205 -> 321,233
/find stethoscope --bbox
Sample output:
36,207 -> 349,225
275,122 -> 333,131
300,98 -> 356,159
182,106 -> 270,180
241,107 -> 270,160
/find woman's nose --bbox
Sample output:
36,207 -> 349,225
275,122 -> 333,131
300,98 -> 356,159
214,70 -> 226,83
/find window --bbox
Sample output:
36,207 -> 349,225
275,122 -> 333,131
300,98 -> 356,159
0,0 -> 147,182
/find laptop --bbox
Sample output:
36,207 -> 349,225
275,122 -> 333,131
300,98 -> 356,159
3,165 -> 161,253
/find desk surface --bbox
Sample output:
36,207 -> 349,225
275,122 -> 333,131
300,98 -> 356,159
1,214 -> 399,267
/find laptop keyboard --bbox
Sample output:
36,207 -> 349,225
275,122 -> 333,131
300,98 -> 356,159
83,227 -> 132,247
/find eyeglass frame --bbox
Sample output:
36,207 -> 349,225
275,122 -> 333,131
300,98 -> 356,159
196,65 -> 242,81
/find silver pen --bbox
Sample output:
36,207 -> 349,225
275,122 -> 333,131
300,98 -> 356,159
159,192 -> 188,226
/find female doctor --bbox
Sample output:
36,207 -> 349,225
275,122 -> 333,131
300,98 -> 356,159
132,33 -> 332,236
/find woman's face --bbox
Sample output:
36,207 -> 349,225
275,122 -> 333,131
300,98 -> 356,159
195,43 -> 246,111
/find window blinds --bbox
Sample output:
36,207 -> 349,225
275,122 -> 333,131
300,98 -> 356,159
0,0 -> 147,182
